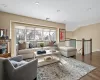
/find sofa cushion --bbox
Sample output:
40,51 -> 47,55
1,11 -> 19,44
18,42 -> 26,50
59,46 -> 77,52
29,43 -> 34,48
10,60 -> 28,67
26,42 -> 29,48
19,49 -> 34,54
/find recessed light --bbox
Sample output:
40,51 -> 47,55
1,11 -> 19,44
35,2 -> 39,5
0,4 -> 7,7
57,10 -> 60,12
63,20 -> 66,22
87,8 -> 92,11
46,18 -> 50,20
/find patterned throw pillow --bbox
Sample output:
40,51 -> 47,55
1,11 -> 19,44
10,60 -> 28,68
18,42 -> 26,50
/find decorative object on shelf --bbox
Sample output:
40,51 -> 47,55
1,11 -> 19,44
0,29 -> 7,36
0,48 -> 6,54
0,44 -> 7,54
40,42 -> 44,50
0,39 -> 11,58
0,29 -> 11,58
59,29 -> 66,42
0,29 -> 4,37
5,36 -> 9,39
1,35 -> 6,39
0,29 -> 9,40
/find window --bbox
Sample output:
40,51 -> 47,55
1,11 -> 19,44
35,28 -> 42,41
26,29 -> 35,40
16,29 -> 25,40
16,26 -> 56,43
43,29 -> 50,41
50,30 -> 56,41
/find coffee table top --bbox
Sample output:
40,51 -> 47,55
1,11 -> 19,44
34,50 -> 59,58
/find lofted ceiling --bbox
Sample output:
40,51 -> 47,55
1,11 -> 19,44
0,0 -> 100,31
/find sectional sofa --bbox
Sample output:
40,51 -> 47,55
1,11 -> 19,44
16,41 -> 58,59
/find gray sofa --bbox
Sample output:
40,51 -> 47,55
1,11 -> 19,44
0,56 -> 38,80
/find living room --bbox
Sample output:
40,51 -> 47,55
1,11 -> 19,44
0,0 -> 100,80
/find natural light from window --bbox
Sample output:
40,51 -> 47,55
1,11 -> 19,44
16,26 -> 56,43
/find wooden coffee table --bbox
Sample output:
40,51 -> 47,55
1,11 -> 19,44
34,50 -> 60,67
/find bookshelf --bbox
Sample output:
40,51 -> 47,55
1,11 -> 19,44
0,39 -> 11,58
0,29 -> 11,58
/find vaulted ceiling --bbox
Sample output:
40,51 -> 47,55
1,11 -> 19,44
0,0 -> 100,31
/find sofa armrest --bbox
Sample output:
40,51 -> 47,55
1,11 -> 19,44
13,59 -> 38,80
9,55 -> 23,62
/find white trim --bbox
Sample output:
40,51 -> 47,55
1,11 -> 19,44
92,49 -> 100,52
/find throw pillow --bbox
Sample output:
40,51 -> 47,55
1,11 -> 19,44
10,60 -> 28,68
26,42 -> 29,49
29,43 -> 34,48
18,42 -> 26,50
10,60 -> 18,67
16,61 -> 28,67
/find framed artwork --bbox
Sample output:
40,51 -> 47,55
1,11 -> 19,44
0,29 -> 7,37
0,29 -> 4,37
59,29 -> 66,42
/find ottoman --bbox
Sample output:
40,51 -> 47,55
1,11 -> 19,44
59,46 -> 77,57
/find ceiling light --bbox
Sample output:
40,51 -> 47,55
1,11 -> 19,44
0,4 -> 7,7
63,20 -> 66,23
35,2 -> 39,5
87,8 -> 92,11
57,10 -> 60,12
46,18 -> 50,20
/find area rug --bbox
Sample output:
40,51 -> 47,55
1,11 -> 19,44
37,57 -> 96,80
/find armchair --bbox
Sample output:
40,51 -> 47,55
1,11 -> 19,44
0,55 -> 38,80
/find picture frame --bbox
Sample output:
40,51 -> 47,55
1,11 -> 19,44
0,29 -> 4,37
59,29 -> 66,42
0,29 -> 7,37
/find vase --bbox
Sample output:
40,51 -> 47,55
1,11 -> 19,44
41,47 -> 44,51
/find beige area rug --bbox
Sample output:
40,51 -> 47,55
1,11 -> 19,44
37,56 -> 96,80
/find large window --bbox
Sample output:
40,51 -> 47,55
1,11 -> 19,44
26,28 -> 35,40
35,28 -> 42,41
43,29 -> 50,41
16,29 -> 25,40
50,30 -> 56,41
16,27 -> 56,42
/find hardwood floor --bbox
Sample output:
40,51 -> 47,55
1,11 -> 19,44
75,51 -> 100,80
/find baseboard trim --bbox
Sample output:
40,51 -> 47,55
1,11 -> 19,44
92,50 -> 100,52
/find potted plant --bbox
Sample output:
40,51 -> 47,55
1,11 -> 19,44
40,42 -> 44,50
